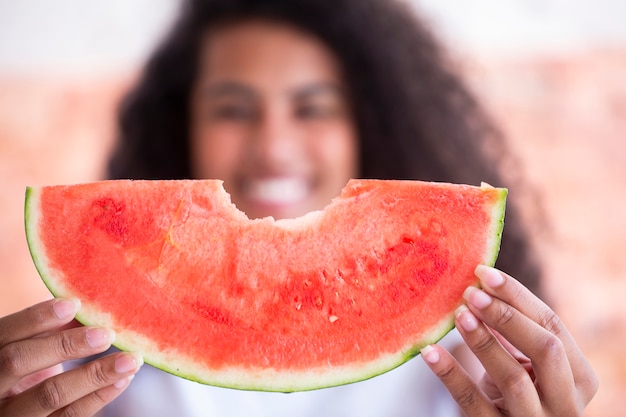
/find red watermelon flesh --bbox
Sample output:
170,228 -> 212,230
24,179 -> 506,392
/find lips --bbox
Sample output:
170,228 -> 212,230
242,177 -> 311,207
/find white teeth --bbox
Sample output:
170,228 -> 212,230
245,178 -> 309,205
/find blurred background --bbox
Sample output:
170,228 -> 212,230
1,1 -> 624,415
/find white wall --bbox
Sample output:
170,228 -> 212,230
1,0 -> 625,74
0,0 -> 178,75
413,0 -> 626,54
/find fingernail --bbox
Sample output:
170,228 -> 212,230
456,305 -> 479,332
113,374 -> 135,389
53,298 -> 80,320
86,327 -> 115,349
115,353 -> 144,374
475,265 -> 505,288
421,345 -> 440,364
463,286 -> 492,309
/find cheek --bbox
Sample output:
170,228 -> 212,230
314,125 -> 359,179
190,126 -> 247,180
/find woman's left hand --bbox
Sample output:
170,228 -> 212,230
421,265 -> 599,417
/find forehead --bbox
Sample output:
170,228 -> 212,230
196,19 -> 345,87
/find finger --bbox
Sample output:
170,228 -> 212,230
491,328 -> 529,362
475,330 -> 534,401
0,299 -> 80,347
490,329 -> 535,381
5,365 -> 63,398
56,319 -> 85,333
463,286 -> 578,413
455,305 -> 541,416
475,265 -> 599,404
3,351 -> 143,417
50,375 -> 135,417
0,325 -> 114,394
421,344 -> 500,416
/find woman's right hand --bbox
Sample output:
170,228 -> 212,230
0,298 -> 143,416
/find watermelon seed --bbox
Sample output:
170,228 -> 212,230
314,296 -> 323,307
321,269 -> 330,282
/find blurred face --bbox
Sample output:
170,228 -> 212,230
190,20 -> 358,220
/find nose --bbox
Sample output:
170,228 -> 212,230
249,107 -> 302,167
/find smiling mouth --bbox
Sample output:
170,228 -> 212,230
243,177 -> 311,206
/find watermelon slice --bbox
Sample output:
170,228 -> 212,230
24,179 -> 506,392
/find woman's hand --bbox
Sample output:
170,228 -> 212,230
0,298 -> 143,416
421,265 -> 598,416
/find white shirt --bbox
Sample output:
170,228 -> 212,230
103,331 -> 461,417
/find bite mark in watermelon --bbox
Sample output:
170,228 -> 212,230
24,179 -> 506,392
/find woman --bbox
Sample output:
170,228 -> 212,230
0,0 -> 597,416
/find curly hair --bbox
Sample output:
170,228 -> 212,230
108,0 -> 542,295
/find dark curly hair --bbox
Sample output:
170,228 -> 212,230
108,0 -> 542,295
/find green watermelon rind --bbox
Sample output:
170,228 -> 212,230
23,182 -> 507,392
481,183 -> 508,268
24,187 -> 54,295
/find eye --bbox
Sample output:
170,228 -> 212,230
210,104 -> 256,121
295,104 -> 336,120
